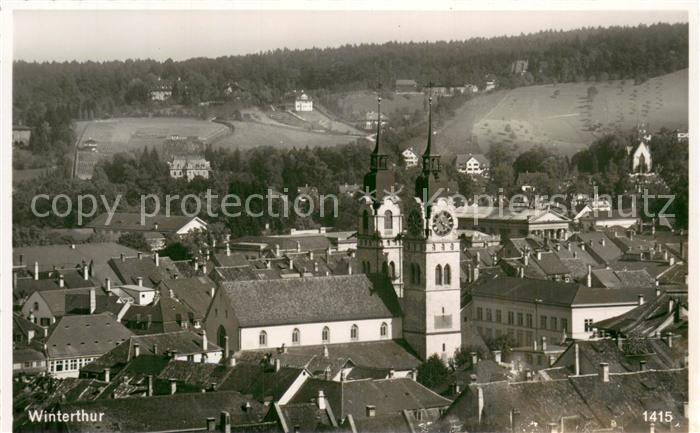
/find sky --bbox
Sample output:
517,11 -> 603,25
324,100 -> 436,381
13,8 -> 689,62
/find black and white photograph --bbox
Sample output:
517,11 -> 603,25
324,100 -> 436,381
1,2 -> 697,432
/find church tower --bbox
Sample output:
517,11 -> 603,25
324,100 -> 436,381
357,95 -> 404,298
402,94 -> 462,361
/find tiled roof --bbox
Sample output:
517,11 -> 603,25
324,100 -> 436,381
220,274 -> 400,327
108,255 -> 179,286
157,276 -> 215,319
45,313 -> 134,359
219,363 -> 307,402
472,277 -> 581,306
289,377 -> 451,420
595,292 -> 688,336
531,251 -> 570,275
58,390 -> 270,432
233,234 -> 331,252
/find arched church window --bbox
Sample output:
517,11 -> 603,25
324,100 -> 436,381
380,322 -> 388,338
444,264 -> 451,285
435,265 -> 443,285
384,210 -> 393,230
322,326 -> 330,343
259,331 -> 267,347
390,261 -> 396,280
350,324 -> 358,341
416,264 -> 421,284
292,328 -> 300,345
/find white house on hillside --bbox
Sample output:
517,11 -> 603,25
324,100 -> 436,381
402,148 -> 419,168
294,92 -> 313,112
456,153 -> 490,176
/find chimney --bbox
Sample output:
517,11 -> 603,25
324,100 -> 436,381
680,242 -> 685,259
83,264 -> 89,281
202,330 -> 208,351
229,356 -> 236,367
599,362 -> 609,383
146,374 -> 153,397
388,368 -> 395,378
105,278 -> 112,294
665,332 -> 674,348
473,264 -> 480,281
639,360 -> 647,371
154,222 -> 159,231
536,251 -> 542,260
318,390 -> 326,410
134,343 -> 141,357
365,405 -> 376,418
475,251 -> 481,265
669,257 -> 675,266
206,417 -> 216,432
586,265 -> 592,288
137,252 -> 143,260
120,253 -> 125,262
275,244 -> 281,257
226,242 -> 231,257
137,277 -> 143,287
477,387 -> 484,424
155,252 -> 160,267
274,358 -> 281,372
323,345 -> 329,358
309,251 -> 314,260
471,352 -> 478,366
296,241 -> 301,252
410,368 -> 417,381
600,238 -> 606,247
194,260 -> 199,271
314,262 -> 319,273
348,263 -> 352,275
493,350 -> 502,364
628,230 -> 634,240
27,329 -> 34,344
638,294 -> 645,306
202,263 -> 207,274
59,274 -> 65,288
510,408 -> 520,433
104,368 -> 111,383
152,343 -> 159,355
89,288 -> 96,314
655,286 -> 661,297
220,411 -> 231,433
574,343 -> 580,376
223,335 -> 230,359
547,422 -> 559,433
170,379 -> 177,394
533,339 -> 538,351
523,253 -> 529,267
34,262 -> 39,280
541,336 -> 547,351
266,260 -> 272,270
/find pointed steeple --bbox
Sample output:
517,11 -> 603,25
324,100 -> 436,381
415,87 -> 447,200
363,90 -> 394,203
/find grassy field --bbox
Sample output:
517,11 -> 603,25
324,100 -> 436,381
333,91 -> 426,120
212,120 -> 361,151
405,69 -> 688,157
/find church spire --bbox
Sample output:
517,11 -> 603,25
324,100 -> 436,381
415,84 -> 447,200
363,88 -> 393,203
424,93 -> 433,158
372,95 -> 382,155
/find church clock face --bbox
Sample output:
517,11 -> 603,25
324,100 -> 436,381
431,211 -> 454,237
407,209 -> 423,236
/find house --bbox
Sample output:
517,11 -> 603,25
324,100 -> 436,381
108,252 -> 179,287
205,274 -> 402,354
78,137 -> 98,152
576,207 -> 640,229
13,313 -> 47,375
402,148 -> 419,167
456,153 -> 489,176
21,287 -> 127,327
483,77 -> 497,92
87,212 -> 207,239
12,125 -> 32,147
168,156 -> 211,181
44,313 -> 134,378
395,79 -> 418,94
150,81 -> 172,101
338,183 -> 360,196
364,111 -> 389,130
294,92 -> 313,112
511,59 -> 529,75
287,376 -> 452,422
470,276 -> 658,342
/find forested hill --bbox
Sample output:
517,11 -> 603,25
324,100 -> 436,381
13,23 -> 687,123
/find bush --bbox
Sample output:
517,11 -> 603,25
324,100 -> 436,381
417,354 -> 450,389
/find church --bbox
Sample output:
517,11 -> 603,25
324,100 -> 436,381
205,95 -> 462,362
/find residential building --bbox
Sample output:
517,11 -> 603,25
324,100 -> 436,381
87,212 -> 207,239
294,92 -> 313,112
150,81 -> 172,101
168,156 -> 211,181
12,125 -> 31,147
44,313 -> 134,378
402,147 -> 419,167
456,153 -> 489,176
363,110 -> 388,130
456,206 -> 571,240
470,276 -> 658,341
630,139 -> 653,174
511,59 -> 529,75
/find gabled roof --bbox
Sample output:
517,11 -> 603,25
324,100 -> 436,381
289,377 -> 452,420
220,274 -> 400,327
108,255 -> 179,286
157,276 -> 215,319
45,313 -> 134,359
456,153 -> 489,166
595,291 -> 688,336
219,363 -> 307,402
472,277 -> 582,306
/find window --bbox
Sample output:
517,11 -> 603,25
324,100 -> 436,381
540,315 -> 547,329
517,313 -> 524,327
495,310 -> 502,323
444,265 -> 451,285
584,319 -> 593,332
562,318 -> 568,332
389,261 -> 396,280
350,324 -> 359,341
33,302 -> 39,311
292,328 -> 300,345
259,331 -> 267,347
384,210 -> 393,230
485,308 -> 492,322
362,210 -> 369,231
380,322 -> 388,338
526,314 -> 533,329
322,326 -> 330,343
476,307 -> 483,321
551,317 -> 558,331
435,265 -> 443,285
70,359 -> 77,370
40,318 -> 50,327
507,311 -> 514,325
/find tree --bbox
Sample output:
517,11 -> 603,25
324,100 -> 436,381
417,354 -> 450,389
118,232 -> 151,251
454,345 -> 490,369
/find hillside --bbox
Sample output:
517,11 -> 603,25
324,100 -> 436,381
404,69 -> 688,157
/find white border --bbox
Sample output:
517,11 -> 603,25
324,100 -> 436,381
0,1 -> 697,432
